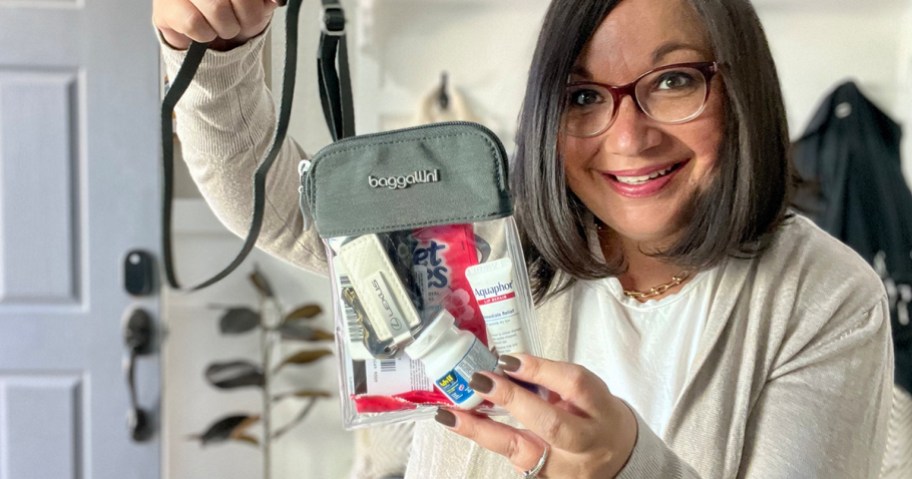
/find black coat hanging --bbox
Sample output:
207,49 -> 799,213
793,80 -> 912,394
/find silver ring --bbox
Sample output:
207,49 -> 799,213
522,444 -> 550,479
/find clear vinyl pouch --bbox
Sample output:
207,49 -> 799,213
299,122 -> 543,429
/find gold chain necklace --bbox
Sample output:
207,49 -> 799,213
623,271 -> 691,300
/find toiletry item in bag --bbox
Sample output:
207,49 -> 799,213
405,309 -> 499,409
412,224 -> 488,344
338,234 -> 424,357
465,257 -> 528,354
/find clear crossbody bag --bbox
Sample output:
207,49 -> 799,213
162,0 -> 541,428
299,122 -> 543,428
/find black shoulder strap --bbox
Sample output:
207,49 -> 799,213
160,0 -> 353,291
317,1 -> 355,141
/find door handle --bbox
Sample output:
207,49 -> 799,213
124,308 -> 155,442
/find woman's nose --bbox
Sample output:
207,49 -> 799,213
600,96 -> 661,156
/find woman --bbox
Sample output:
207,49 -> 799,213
154,0 -> 893,477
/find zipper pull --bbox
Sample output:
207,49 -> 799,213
298,158 -> 312,176
298,158 -> 314,231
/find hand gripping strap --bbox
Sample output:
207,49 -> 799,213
160,0 -> 341,291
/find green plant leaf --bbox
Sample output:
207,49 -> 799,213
206,361 -> 264,389
218,307 -> 260,335
274,349 -> 333,373
276,321 -> 334,342
282,304 -> 322,322
229,415 -> 261,441
190,414 -> 259,446
272,389 -> 332,402
309,329 -> 334,341
233,434 -> 260,447
248,267 -> 274,298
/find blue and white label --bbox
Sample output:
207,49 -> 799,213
435,369 -> 474,404
434,338 -> 498,405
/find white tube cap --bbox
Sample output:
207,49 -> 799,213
404,309 -> 456,359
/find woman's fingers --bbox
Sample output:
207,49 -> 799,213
437,409 -> 551,475
153,0 -> 276,50
230,0 -> 277,39
191,0 -> 242,40
154,0 -> 219,48
469,371 -> 593,452
499,354 -> 609,416
438,357 -> 637,477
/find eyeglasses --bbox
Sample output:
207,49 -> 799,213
562,61 -> 720,138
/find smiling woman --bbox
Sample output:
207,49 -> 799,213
514,0 -> 790,302
155,0 -> 893,477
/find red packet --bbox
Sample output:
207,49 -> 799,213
412,225 -> 487,345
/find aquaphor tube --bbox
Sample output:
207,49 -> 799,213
465,257 -> 528,354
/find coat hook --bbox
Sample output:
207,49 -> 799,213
438,71 -> 450,110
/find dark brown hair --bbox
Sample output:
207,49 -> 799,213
512,0 -> 792,302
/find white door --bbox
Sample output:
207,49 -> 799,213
0,0 -> 161,477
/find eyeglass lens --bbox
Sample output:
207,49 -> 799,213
563,65 -> 710,137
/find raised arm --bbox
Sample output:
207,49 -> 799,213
154,0 -> 326,273
153,4 -> 417,474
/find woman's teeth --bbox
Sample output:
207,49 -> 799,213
614,164 -> 676,185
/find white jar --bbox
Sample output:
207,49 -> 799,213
405,309 -> 498,409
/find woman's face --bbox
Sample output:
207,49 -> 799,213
561,0 -> 725,248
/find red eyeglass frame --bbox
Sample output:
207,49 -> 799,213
564,61 -> 721,137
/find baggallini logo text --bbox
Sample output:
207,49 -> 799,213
368,169 -> 440,190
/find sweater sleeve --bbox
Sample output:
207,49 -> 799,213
618,297 -> 893,478
160,30 -> 327,274
736,297 -> 893,478
616,411 -> 701,479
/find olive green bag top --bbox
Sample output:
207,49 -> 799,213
299,121 -> 513,238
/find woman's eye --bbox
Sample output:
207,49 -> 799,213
567,88 -> 603,108
654,71 -> 696,90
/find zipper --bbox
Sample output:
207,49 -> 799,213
298,157 -> 314,229
304,121 -> 507,190
300,121 -> 510,230
298,157 -> 313,176
331,121 -> 499,147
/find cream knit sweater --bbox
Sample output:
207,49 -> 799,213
161,34 -> 894,479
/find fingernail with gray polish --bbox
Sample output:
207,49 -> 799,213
469,373 -> 494,394
434,408 -> 457,428
498,355 -> 521,372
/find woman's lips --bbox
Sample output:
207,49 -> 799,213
601,160 -> 689,198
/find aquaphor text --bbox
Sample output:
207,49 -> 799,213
473,281 -> 515,299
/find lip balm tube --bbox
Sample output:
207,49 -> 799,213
465,258 -> 528,354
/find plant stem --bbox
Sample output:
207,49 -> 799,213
260,298 -> 276,479
272,397 -> 318,441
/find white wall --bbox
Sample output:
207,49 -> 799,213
756,1 -> 912,187
163,201 -> 351,479
897,3 -> 912,185
350,0 -> 551,146
269,0 -> 338,156
274,0 -> 551,156
757,4 -> 906,135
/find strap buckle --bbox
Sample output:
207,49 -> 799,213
321,3 -> 346,36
